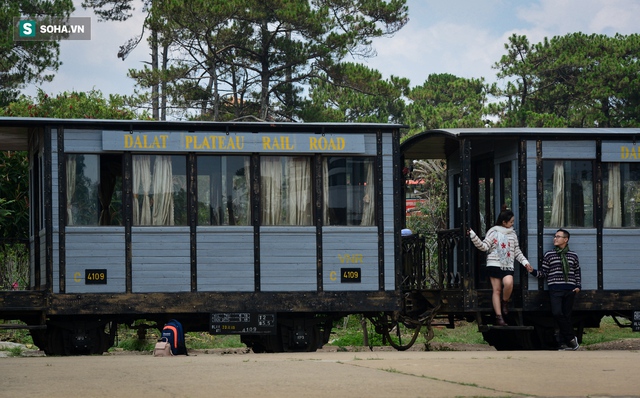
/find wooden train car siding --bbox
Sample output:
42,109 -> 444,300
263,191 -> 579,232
65,227 -> 125,293
541,140 -> 596,159
602,229 -> 640,289
197,226 -> 254,292
259,227 -> 317,292
322,227 -> 379,291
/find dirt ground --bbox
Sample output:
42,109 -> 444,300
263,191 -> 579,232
2,340 -> 640,398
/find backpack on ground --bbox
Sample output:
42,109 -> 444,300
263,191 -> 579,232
161,319 -> 188,355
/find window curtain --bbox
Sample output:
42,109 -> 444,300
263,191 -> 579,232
66,155 -> 77,225
152,155 -> 174,225
133,155 -> 152,225
286,157 -> 312,225
550,161 -> 564,227
360,161 -> 375,225
604,162 -> 622,227
261,157 -> 282,225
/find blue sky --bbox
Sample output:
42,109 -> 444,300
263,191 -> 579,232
24,0 -> 640,99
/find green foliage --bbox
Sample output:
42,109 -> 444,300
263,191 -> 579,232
404,73 -> 494,132
302,63 -> 409,123
0,320 -> 34,344
492,33 -> 640,128
0,89 -> 144,119
405,159 -> 448,235
96,0 -> 409,120
0,243 -> 29,290
0,153 -> 28,241
0,0 -> 74,106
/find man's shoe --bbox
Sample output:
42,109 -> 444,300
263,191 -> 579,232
565,338 -> 580,351
495,315 -> 507,326
557,344 -> 569,351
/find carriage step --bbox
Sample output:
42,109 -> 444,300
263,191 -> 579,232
478,325 -> 534,332
0,324 -> 47,330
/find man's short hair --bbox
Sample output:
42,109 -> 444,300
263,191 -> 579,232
557,228 -> 570,240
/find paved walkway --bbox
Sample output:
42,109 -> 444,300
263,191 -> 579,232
1,349 -> 639,397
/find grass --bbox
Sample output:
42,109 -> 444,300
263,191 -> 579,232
327,315 -> 486,348
582,316 -> 637,345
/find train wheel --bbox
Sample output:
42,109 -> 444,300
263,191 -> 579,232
373,313 -> 421,351
45,325 -> 69,356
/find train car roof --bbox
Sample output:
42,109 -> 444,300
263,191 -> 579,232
0,117 -> 407,151
401,127 -> 640,159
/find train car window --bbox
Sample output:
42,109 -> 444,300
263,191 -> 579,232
323,157 -> 375,226
132,155 -> 187,226
66,154 -> 123,226
603,162 -> 640,228
543,160 -> 594,228
197,156 -> 250,226
260,156 -> 313,226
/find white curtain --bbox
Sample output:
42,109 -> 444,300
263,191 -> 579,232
152,155 -> 174,225
66,155 -> 76,225
261,157 -> 282,225
133,155 -> 152,225
604,163 -> 622,227
286,157 -> 312,225
360,161 -> 375,226
550,161 -> 565,227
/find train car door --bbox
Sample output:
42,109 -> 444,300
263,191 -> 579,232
469,157 -> 494,289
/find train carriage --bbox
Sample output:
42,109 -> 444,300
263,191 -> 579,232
1,119 -> 639,354
0,118 -> 404,354
401,128 -> 640,350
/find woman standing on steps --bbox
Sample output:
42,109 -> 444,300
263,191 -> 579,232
468,208 -> 532,326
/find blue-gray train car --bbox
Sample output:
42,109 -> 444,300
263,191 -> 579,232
402,128 -> 640,350
0,118 -> 404,354
2,120 -> 639,354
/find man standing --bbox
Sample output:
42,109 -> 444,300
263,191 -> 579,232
527,228 -> 581,350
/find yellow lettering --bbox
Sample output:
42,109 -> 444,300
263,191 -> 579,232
329,271 -> 337,281
124,135 -> 133,148
160,135 -> 168,148
185,136 -> 193,149
74,272 -> 81,283
235,136 -> 244,150
151,135 -> 162,149
621,146 -> 629,159
337,254 -> 363,263
310,137 -> 344,151
262,136 -> 272,150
